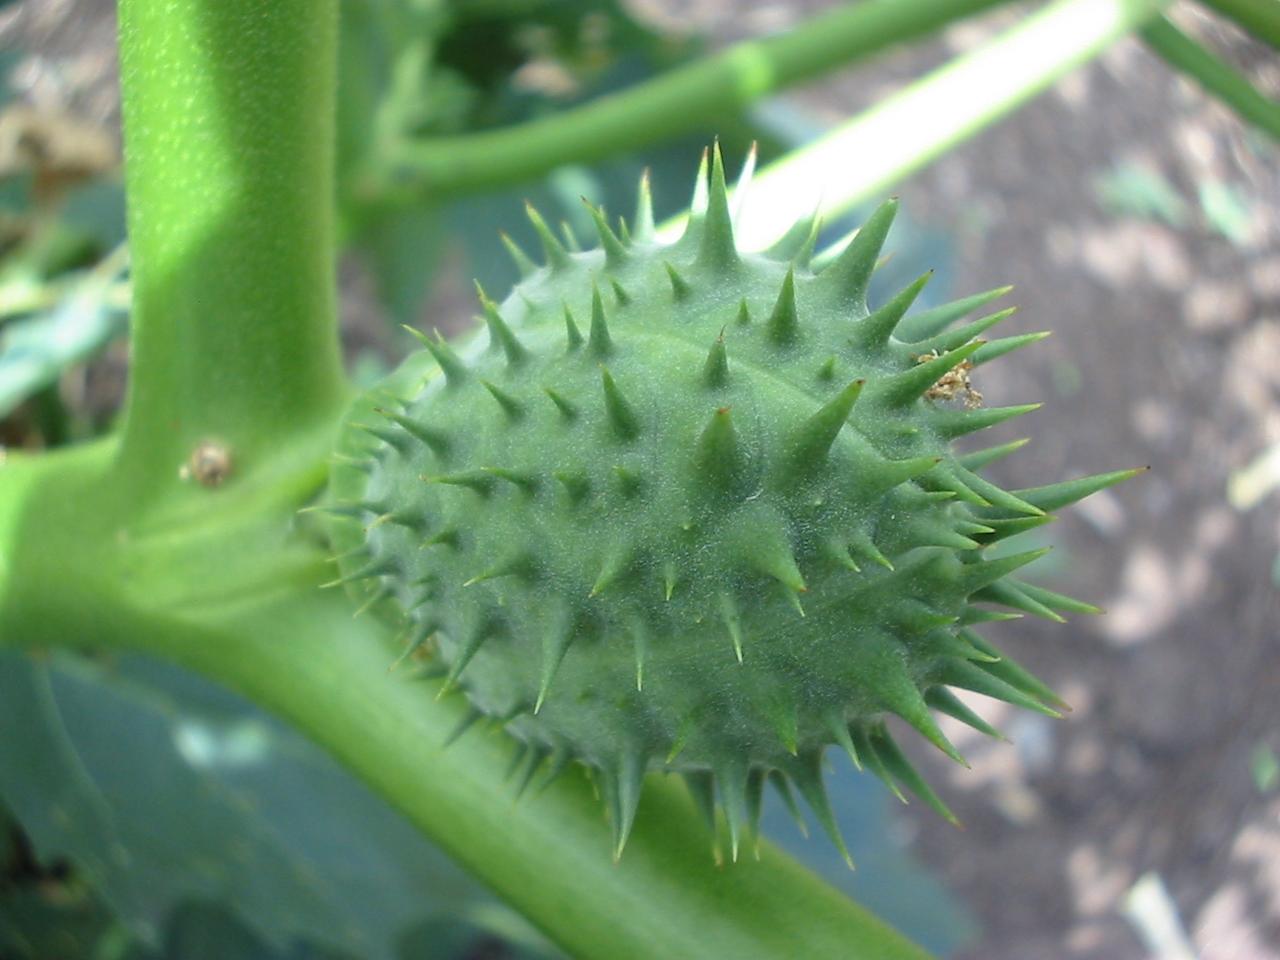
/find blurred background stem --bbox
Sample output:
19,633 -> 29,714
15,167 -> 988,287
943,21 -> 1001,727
377,0 -> 1013,200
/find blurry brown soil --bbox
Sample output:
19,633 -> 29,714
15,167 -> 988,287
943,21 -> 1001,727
5,1 -> 1279,957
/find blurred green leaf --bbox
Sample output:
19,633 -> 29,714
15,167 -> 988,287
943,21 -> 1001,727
0,246 -> 128,419
1093,162 -> 1187,226
0,650 -> 494,960
1252,743 -> 1279,793
1198,180 -> 1255,245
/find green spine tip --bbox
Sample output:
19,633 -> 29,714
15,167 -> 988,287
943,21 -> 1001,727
588,284 -> 613,357
848,530 -> 894,570
536,614 -> 576,713
766,268 -> 800,345
375,409 -> 450,457
719,592 -> 745,662
562,304 -> 584,350
583,199 -> 628,266
898,284 -> 1013,342
769,771 -> 810,838
443,706 -> 485,747
560,220 -> 582,252
735,299 -> 750,326
524,202 -> 570,270
590,543 -> 633,597
820,197 -> 898,307
610,278 -> 631,306
1009,578 -> 1103,616
689,146 -> 710,215
972,580 -> 1066,623
784,378 -> 864,467
963,631 -> 1069,709
949,463 -> 1044,516
628,617 -> 648,691
543,387 -> 578,421
318,556 -> 394,589
423,527 -> 460,549
926,687 -> 1007,741
715,759 -> 751,862
852,725 -> 907,803
937,659 -> 1061,717
957,437 -> 1030,471
1014,466 -> 1148,512
665,262 -> 692,301
554,470 -> 590,503
789,752 -> 854,869
610,749 -> 647,861
444,621 -> 498,687
353,422 -> 409,452
464,551 -> 535,587
702,333 -> 729,388
633,168 -> 655,241
696,407 -> 742,493
425,470 -> 496,497
792,215 -> 822,268
481,466 -> 540,494
825,710 -> 862,769
600,367 -> 640,440
662,560 -> 677,601
823,537 -> 859,572
933,403 -> 1042,440
920,306 -> 1016,355
972,331 -> 1051,366
402,326 -> 468,386
612,465 -> 644,498
959,546 -> 1052,593
499,231 -> 537,278
858,271 -> 931,347
476,281 -> 529,366
481,380 -> 525,421
765,213 -> 818,262
351,585 -> 390,618
746,522 -> 806,593
697,142 -> 738,269
767,698 -> 800,756
868,725 -> 961,826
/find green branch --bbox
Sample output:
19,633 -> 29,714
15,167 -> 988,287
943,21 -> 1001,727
1199,0 -> 1280,50
381,0 -> 1011,197
0,442 -> 929,960
679,0 -> 1172,250
116,0 -> 348,485
1142,15 -> 1280,139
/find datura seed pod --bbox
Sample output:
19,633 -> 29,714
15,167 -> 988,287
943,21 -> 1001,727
320,146 -> 1141,864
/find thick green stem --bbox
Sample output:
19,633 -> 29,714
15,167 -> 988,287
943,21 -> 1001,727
116,0 -> 347,484
1199,0 -> 1280,50
383,0 -> 1010,196
0,443 -> 930,960
684,0 -> 1171,249
1142,15 -> 1280,139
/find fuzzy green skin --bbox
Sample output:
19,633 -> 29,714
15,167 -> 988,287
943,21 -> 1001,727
329,154 -> 1131,857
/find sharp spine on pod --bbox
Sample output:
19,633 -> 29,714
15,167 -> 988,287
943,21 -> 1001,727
319,146 -> 1140,864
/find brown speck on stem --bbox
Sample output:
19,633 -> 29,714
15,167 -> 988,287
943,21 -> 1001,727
179,440 -> 233,487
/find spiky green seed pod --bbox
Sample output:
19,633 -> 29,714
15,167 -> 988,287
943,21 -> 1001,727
324,147 -> 1141,863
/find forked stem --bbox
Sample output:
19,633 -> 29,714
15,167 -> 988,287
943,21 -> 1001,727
116,0 -> 347,488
